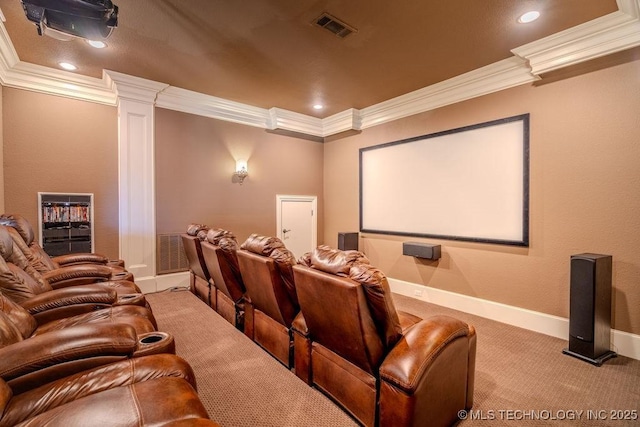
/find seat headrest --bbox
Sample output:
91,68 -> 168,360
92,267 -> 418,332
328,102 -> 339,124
349,263 -> 403,348
240,234 -> 285,256
186,223 -> 208,237
0,226 -> 15,260
206,228 -> 236,245
0,214 -> 34,245
309,245 -> 369,277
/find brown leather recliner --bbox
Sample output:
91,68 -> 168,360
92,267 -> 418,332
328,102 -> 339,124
0,214 -> 135,285
0,227 -> 149,320
237,234 -> 300,367
201,229 -> 246,329
0,353 -> 217,426
181,223 -> 212,305
293,246 -> 476,427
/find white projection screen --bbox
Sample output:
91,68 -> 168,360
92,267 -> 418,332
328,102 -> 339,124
360,114 -> 529,246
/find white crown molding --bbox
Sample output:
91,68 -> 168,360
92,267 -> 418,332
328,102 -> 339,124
1,1 -> 639,137
359,57 -> 537,130
156,86 -> 271,129
268,107 -> 324,137
104,70 -> 168,104
512,5 -> 640,75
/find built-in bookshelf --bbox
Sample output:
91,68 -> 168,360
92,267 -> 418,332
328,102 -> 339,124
38,192 -> 94,256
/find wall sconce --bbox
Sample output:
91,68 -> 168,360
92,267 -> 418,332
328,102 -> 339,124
233,159 -> 248,184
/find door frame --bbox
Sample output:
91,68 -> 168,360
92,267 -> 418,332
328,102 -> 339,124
276,194 -> 318,252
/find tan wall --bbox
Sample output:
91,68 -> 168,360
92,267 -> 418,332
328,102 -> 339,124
155,108 -> 324,244
3,88 -> 120,259
323,58 -> 640,335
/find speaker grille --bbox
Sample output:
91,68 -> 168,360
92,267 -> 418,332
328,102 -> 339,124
157,233 -> 189,274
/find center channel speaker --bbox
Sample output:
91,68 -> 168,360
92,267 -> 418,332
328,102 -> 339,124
562,253 -> 616,366
337,232 -> 359,251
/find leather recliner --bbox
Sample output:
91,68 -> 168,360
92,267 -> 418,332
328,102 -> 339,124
181,223 -> 212,305
293,246 -> 476,427
0,353 -> 217,426
201,229 -> 246,329
237,234 -> 300,367
0,227 -> 149,321
0,214 -> 135,285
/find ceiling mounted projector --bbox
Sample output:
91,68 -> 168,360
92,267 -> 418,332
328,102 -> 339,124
21,0 -> 118,40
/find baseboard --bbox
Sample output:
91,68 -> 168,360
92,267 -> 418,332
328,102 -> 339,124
136,271 -> 190,294
388,277 -> 640,361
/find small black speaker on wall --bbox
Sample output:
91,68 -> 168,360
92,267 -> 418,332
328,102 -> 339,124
562,253 -> 617,366
338,232 -> 359,251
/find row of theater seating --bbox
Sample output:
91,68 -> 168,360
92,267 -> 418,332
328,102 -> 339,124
0,214 -> 219,426
182,224 -> 477,427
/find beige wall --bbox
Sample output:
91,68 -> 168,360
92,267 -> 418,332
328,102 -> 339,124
155,108 -> 324,244
323,58 -> 640,335
3,88 -> 120,259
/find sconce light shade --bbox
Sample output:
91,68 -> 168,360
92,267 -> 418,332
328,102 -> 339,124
234,159 -> 248,184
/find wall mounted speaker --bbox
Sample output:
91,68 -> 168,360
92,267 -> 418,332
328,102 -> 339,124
338,232 -> 359,251
402,242 -> 441,260
562,253 -> 616,366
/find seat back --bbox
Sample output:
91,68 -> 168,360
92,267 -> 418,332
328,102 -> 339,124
201,231 -> 245,302
237,250 -> 297,326
0,292 -> 37,344
0,214 -> 57,273
180,224 -> 210,282
293,264 -> 384,374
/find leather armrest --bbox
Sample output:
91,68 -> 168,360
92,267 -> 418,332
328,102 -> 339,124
43,264 -> 113,288
19,285 -> 118,323
0,323 -> 138,384
52,253 -> 109,266
379,315 -> 471,394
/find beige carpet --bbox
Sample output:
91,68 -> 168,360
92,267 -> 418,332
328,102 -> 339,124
147,289 -> 640,427
145,288 -> 357,427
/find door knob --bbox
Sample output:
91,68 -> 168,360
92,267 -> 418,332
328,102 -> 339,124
282,229 -> 291,234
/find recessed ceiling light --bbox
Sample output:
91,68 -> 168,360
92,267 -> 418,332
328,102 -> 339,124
518,11 -> 540,24
313,104 -> 324,110
86,40 -> 107,48
58,62 -> 77,71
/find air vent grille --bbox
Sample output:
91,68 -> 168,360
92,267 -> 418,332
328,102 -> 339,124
157,233 -> 189,274
314,13 -> 356,38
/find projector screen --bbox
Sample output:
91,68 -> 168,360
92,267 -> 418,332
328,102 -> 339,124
359,114 -> 529,246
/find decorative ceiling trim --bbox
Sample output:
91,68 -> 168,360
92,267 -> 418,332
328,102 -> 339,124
512,8 -> 640,75
0,1 -> 639,138
156,86 -> 271,129
105,70 -> 169,104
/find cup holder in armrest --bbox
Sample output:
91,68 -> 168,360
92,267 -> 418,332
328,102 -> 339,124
134,332 -> 176,357
115,293 -> 147,307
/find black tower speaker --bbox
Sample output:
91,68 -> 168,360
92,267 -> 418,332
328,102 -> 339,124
562,253 -> 616,366
337,232 -> 359,251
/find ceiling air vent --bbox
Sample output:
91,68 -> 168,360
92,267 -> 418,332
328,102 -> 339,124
314,13 -> 357,38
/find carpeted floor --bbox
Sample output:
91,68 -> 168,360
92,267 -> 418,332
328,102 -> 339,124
146,289 -> 639,427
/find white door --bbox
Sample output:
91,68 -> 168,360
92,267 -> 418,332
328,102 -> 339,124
276,195 -> 317,259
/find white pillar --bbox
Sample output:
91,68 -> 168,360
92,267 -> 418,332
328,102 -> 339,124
106,71 -> 168,292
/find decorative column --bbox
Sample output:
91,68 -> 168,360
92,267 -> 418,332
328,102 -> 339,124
106,70 -> 168,292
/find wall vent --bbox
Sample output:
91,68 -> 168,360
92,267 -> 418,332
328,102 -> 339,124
157,233 -> 189,274
314,12 -> 357,38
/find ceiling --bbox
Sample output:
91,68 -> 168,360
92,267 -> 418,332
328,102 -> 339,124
0,0 -> 619,117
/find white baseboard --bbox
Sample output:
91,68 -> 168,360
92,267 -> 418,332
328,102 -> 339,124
136,271 -> 190,294
388,277 -> 640,361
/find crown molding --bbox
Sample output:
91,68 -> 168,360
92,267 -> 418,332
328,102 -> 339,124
104,70 -> 168,104
156,86 -> 270,129
359,57 -> 537,130
512,4 -> 640,75
1,1 -> 639,137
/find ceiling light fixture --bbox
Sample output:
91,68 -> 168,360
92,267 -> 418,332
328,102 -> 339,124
518,11 -> 540,24
313,104 -> 324,110
58,62 -> 77,71
87,40 -> 107,48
